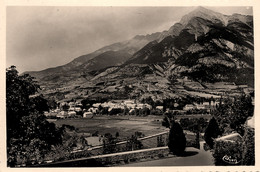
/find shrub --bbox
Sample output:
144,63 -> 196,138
241,127 -> 255,165
102,133 -> 117,154
213,140 -> 242,165
168,121 -> 186,155
157,135 -> 165,147
125,132 -> 144,151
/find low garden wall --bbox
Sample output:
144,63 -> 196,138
32,146 -> 172,167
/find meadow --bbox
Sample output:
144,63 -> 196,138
53,115 -> 168,139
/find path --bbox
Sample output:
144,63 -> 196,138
120,141 -> 214,166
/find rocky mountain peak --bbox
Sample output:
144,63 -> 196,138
158,7 -> 229,42
180,6 -> 227,26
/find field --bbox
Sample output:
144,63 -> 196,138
53,115 -> 168,140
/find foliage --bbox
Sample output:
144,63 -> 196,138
241,127 -> 255,165
150,109 -> 163,116
213,140 -> 242,165
61,103 -> 70,112
204,117 -> 221,149
168,121 -> 186,155
162,112 -> 175,128
115,132 -> 120,138
6,66 -> 65,166
125,132 -> 144,151
212,127 -> 254,166
212,95 -> 254,135
102,133 -> 118,154
44,132 -> 89,162
6,66 -> 40,141
157,135 -> 166,147
47,97 -> 58,110
186,108 -> 209,115
180,117 -> 208,133
141,96 -> 155,108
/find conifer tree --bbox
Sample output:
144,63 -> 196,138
168,121 -> 186,155
204,117 -> 221,149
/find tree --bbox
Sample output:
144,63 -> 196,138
102,133 -> 117,154
162,112 -> 175,128
115,132 -> 119,138
30,94 -> 49,113
6,66 -> 40,142
168,121 -> 186,155
125,132 -> 144,151
62,103 -> 70,112
212,95 -> 254,135
180,118 -> 208,133
157,135 -> 165,147
6,66 -> 64,166
47,97 -> 58,110
204,117 -> 221,149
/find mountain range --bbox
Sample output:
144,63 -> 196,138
25,7 -> 254,101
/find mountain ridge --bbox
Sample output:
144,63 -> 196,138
25,7 -> 254,99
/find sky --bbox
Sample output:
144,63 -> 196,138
6,6 -> 253,73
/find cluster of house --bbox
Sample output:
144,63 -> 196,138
44,99 -> 222,118
44,99 -> 157,118
86,100 -> 154,116
44,101 -> 83,118
183,100 -> 220,111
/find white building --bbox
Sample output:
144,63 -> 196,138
156,106 -> 164,110
183,104 -> 195,111
83,112 -> 93,118
93,103 -> 101,108
68,111 -> 76,116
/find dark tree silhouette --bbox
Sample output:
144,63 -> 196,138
204,117 -> 221,149
6,66 -> 64,166
168,121 -> 186,155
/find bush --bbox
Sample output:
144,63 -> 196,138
125,132 -> 144,151
213,140 -> 242,165
241,127 -> 255,165
168,121 -> 186,155
102,133 -> 117,154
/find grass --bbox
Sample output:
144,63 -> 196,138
53,115 -> 167,140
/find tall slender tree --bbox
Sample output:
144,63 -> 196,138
168,121 -> 186,155
204,117 -> 221,149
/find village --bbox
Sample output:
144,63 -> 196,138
44,97 -> 221,119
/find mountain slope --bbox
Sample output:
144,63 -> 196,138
27,7 -> 254,100
78,50 -> 132,72
123,7 -> 253,86
26,32 -> 162,80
